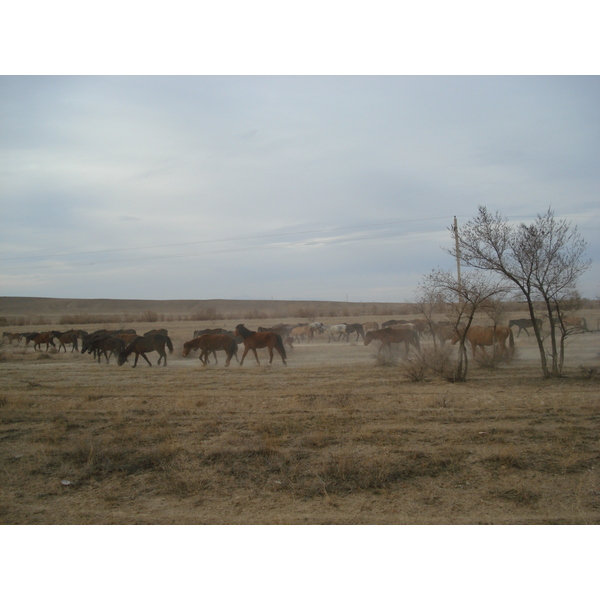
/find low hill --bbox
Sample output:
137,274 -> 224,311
0,296 -> 412,321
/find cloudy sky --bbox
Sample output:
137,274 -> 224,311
1,75 -> 599,302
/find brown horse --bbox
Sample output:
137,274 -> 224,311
117,334 -> 174,367
84,335 -> 126,363
364,327 -> 421,356
234,324 -> 287,366
56,330 -> 79,352
182,334 -> 239,367
2,332 -> 22,345
29,332 -> 57,351
452,325 -> 514,360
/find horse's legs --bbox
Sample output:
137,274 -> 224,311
240,346 -> 250,365
140,352 -> 153,367
251,348 -> 261,365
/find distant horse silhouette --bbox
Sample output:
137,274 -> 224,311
117,334 -> 174,367
2,332 -> 21,345
364,327 -> 420,356
452,325 -> 514,360
508,318 -> 542,337
234,324 -> 287,366
182,334 -> 238,367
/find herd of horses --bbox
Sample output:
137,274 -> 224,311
1,314 -> 592,368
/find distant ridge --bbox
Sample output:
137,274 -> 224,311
0,296 -> 409,318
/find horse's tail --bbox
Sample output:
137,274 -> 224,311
275,334 -> 287,361
165,335 -> 174,354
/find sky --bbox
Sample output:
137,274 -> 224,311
1,75 -> 599,302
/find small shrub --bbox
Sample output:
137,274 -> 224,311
140,310 -> 159,322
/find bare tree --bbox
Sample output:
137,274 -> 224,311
418,268 -> 507,381
448,206 -> 591,378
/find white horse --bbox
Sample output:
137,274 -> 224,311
327,324 -> 347,342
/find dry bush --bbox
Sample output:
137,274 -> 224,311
189,308 -> 224,321
399,346 -> 457,381
140,310 -> 160,323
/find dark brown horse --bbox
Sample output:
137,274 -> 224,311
182,334 -> 239,367
344,323 -> 365,341
84,335 -> 126,363
117,334 -> 174,367
234,324 -> 287,366
452,325 -> 514,360
364,327 -> 421,356
29,332 -> 57,351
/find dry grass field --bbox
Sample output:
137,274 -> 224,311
1,300 -> 599,524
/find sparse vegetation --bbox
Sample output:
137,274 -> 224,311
1,302 -> 598,524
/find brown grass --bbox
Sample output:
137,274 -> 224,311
1,307 -> 599,524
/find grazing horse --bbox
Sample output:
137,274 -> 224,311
364,327 -> 421,356
508,318 -> 543,337
234,324 -> 287,366
84,335 -> 126,364
344,323 -> 365,341
452,325 -> 514,360
309,322 -> 325,335
182,334 -> 238,367
117,334 -> 174,367
562,316 -> 589,332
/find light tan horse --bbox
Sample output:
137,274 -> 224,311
290,325 -> 312,342
452,325 -> 514,360
363,322 -> 379,333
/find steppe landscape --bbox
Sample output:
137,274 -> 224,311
1,297 -> 599,524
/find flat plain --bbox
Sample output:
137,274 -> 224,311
1,303 -> 599,524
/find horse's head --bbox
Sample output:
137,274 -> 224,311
117,352 -> 127,366
182,343 -> 191,357
364,331 -> 373,346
